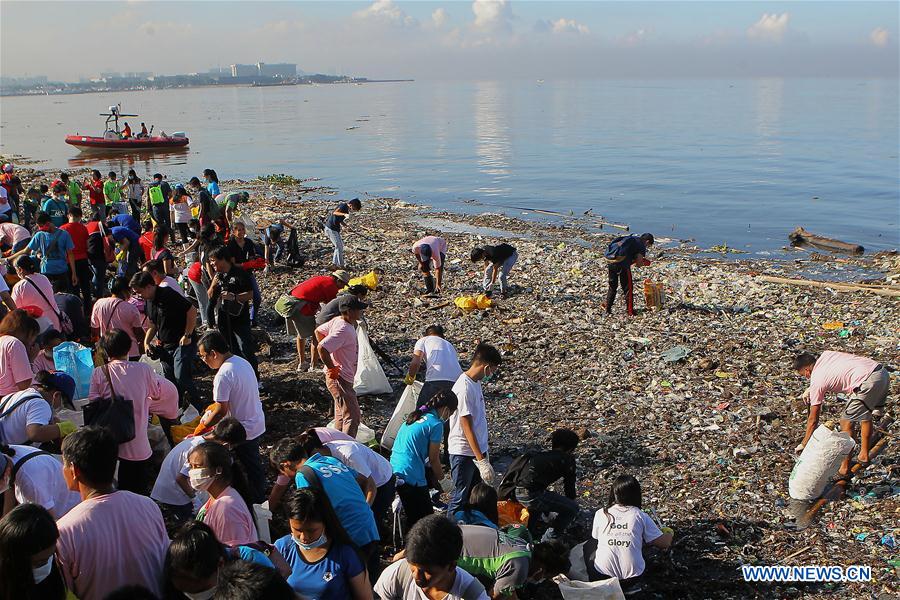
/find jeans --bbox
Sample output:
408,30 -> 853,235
448,454 -> 482,516
606,262 -> 634,315
517,488 -> 579,538
372,475 -> 396,534
224,315 -> 258,379
234,435 -> 267,504
159,342 -> 201,412
189,279 -> 210,326
152,203 -> 170,228
482,251 -> 518,294
128,198 -> 142,221
397,483 -> 433,531
249,274 -> 261,323
326,375 -> 360,437
73,258 -> 93,313
90,259 -> 107,299
325,226 -> 344,267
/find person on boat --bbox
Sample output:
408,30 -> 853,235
121,122 -> 132,139
137,123 -> 148,138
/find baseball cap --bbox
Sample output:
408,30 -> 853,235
331,270 -> 351,285
338,295 -> 368,312
1,163 -> 12,173
37,371 -> 77,402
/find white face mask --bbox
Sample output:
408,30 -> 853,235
183,587 -> 217,600
32,555 -> 54,584
188,468 -> 217,491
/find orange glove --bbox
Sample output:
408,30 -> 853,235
327,366 -> 342,380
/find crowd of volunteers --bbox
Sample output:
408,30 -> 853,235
0,161 -> 890,599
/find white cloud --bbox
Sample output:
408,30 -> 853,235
538,18 -> 589,35
354,0 -> 417,28
137,21 -> 192,37
432,8 -> 449,29
747,13 -> 790,42
472,0 -> 512,32
870,27 -> 889,47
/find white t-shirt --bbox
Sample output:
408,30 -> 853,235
160,276 -> 186,297
374,560 -> 489,600
591,504 -> 663,580
0,390 -> 52,445
448,374 -> 488,457
325,439 -> 393,487
413,335 -> 463,383
150,436 -> 208,507
0,186 -> 9,214
213,355 -> 264,440
9,445 -> 80,519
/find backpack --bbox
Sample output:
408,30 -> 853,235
497,451 -> 535,501
274,294 -> 303,319
604,235 -> 639,261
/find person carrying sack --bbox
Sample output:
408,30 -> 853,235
603,233 -> 654,317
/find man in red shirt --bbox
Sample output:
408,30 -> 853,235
285,270 -> 350,372
83,170 -> 106,221
61,205 -> 92,312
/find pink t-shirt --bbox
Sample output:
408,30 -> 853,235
316,318 -> 358,382
90,297 -> 144,358
412,235 -> 448,268
201,486 -> 258,546
808,351 -> 880,406
155,374 -> 179,408
56,490 -> 170,600
11,274 -> 61,331
88,360 -> 178,461
32,351 -> 55,374
0,335 -> 35,395
0,222 -> 31,245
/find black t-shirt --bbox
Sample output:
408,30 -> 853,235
54,293 -> 89,340
216,265 -> 252,321
146,284 -> 193,345
516,449 -> 577,499
483,243 -> 516,265
226,238 -> 258,264
325,202 -> 349,231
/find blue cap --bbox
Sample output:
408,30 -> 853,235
43,371 -> 76,402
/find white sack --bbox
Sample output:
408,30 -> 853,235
788,424 -> 856,500
381,382 -> 423,450
353,326 -> 392,396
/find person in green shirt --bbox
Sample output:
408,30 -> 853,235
60,172 -> 81,209
103,171 -> 122,209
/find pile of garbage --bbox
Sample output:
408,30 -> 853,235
242,177 -> 898,598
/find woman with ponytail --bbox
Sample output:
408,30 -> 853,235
389,388 -> 458,530
187,441 -> 258,545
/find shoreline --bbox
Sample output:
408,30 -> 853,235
3,159 -> 900,598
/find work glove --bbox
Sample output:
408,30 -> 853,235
57,421 -> 77,437
327,366 -> 342,380
661,526 -> 674,536
800,389 -> 810,402
474,457 -> 496,485
403,374 -> 415,386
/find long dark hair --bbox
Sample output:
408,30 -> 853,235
602,474 -> 643,531
0,503 -> 63,600
152,225 -> 169,251
165,521 -> 228,584
463,482 -> 499,526
285,487 -> 353,547
188,442 -> 257,529
405,388 -> 458,426
203,169 -> 219,183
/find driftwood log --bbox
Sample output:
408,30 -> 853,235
789,227 -> 864,255
758,275 -> 900,298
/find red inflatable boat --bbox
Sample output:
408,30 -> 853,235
65,104 -> 189,152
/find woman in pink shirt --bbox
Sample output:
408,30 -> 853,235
10,256 -> 63,333
188,441 -> 259,546
0,309 -> 40,395
89,277 -> 145,359
88,330 -> 178,495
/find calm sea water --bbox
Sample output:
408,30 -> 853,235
1,79 -> 897,252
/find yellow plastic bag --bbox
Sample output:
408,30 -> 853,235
348,271 -> 379,290
822,321 -> 844,331
171,417 -> 202,444
497,500 -> 530,527
455,296 -> 478,311
475,294 -> 493,309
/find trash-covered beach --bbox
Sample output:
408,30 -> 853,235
233,174 -> 898,598
5,160 -> 899,598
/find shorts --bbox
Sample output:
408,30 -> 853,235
286,313 -> 316,338
841,367 -> 889,422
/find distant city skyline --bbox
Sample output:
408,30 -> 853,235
1,1 -> 897,81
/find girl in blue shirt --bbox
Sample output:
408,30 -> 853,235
204,168 -> 220,197
390,388 -> 458,530
275,488 -> 371,600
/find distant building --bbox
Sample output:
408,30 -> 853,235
230,64 -> 257,77
100,71 -> 122,79
258,62 -> 296,78
123,71 -> 152,79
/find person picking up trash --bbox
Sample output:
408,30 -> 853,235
280,270 -> 351,372
323,198 -> 362,269
412,235 -> 447,294
792,350 -> 890,479
447,343 -> 502,516
470,243 -> 517,298
316,294 -> 367,437
603,233 -> 654,316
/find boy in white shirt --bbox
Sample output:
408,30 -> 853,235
447,343 -> 502,516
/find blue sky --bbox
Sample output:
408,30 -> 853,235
1,1 -> 896,80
